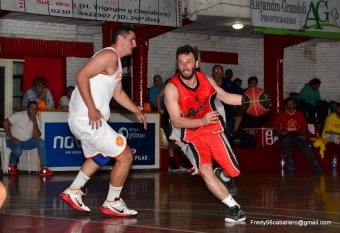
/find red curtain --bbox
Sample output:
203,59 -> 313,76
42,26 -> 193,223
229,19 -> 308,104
23,56 -> 65,108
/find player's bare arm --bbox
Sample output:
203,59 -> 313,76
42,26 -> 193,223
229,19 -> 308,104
207,76 -> 242,106
3,119 -> 19,143
164,83 -> 219,129
76,49 -> 118,129
112,82 -> 147,130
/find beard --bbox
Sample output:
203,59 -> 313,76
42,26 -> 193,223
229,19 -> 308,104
179,67 -> 196,80
286,107 -> 295,113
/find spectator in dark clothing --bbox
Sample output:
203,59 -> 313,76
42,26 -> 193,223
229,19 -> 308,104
212,65 -> 244,139
234,78 -> 242,87
225,69 -> 233,80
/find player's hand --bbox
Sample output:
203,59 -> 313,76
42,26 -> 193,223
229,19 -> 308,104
201,111 -> 219,126
9,136 -> 20,144
29,113 -> 37,122
280,131 -> 287,135
88,108 -> 103,129
159,109 -> 165,115
136,111 -> 147,130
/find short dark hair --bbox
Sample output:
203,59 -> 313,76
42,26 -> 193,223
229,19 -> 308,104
248,76 -> 258,84
111,24 -> 134,44
309,78 -> 321,85
234,78 -> 242,83
27,100 -> 38,108
66,86 -> 75,93
212,65 -> 223,73
33,77 -> 46,86
225,69 -> 233,74
176,44 -> 199,61
153,75 -> 162,82
285,97 -> 296,104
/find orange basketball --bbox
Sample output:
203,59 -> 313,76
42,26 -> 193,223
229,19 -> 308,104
243,87 -> 271,116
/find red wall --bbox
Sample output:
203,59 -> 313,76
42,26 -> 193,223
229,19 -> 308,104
0,37 -> 94,108
0,37 -> 93,57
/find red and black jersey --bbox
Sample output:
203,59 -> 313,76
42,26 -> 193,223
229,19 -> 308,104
168,71 -> 224,141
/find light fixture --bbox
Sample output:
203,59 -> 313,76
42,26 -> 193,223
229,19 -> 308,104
232,23 -> 244,30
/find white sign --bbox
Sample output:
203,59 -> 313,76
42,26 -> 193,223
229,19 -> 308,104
251,0 -> 340,39
0,0 -> 181,27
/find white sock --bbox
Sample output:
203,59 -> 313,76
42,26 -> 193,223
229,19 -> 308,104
222,195 -> 240,208
107,184 -> 123,202
220,171 -> 231,182
69,170 -> 90,190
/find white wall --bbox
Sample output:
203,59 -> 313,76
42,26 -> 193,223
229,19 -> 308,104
0,19 -> 102,43
0,18 -> 102,86
315,42 -> 340,101
148,32 -> 264,89
284,41 -> 340,101
1,17 -> 340,103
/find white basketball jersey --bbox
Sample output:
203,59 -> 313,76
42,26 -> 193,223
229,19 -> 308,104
69,47 -> 122,121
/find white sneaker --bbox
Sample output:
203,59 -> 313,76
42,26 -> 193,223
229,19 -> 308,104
100,198 -> 137,217
60,188 -> 90,212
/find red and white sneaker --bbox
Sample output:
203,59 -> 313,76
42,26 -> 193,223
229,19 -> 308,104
60,188 -> 90,212
8,165 -> 17,175
39,167 -> 53,176
100,198 -> 137,217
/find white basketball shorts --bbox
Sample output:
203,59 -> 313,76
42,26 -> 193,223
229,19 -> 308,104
68,118 -> 127,158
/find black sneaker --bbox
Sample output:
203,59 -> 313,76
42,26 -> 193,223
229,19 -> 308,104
168,160 -> 180,172
179,161 -> 191,172
214,167 -> 238,196
287,159 -> 296,170
225,206 -> 246,223
314,162 -> 322,170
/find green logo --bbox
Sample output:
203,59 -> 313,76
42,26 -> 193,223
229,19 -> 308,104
303,0 -> 339,29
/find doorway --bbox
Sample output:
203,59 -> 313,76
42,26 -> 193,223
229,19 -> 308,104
0,59 -> 24,119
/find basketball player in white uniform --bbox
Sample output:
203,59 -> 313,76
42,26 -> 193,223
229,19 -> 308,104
60,24 -> 147,217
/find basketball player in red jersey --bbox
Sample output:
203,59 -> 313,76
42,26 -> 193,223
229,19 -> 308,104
164,44 -> 245,223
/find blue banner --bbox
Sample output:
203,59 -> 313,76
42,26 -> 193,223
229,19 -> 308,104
44,122 -> 155,168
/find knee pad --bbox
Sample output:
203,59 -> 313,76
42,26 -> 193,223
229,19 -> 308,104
91,154 -> 112,167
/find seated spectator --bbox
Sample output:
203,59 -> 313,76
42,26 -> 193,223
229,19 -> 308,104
59,86 -> 75,110
3,101 -> 53,176
22,77 -> 54,109
148,75 -> 165,111
322,103 -> 340,144
273,97 -> 322,170
212,65 -> 244,139
298,78 -> 325,123
233,78 -> 242,87
224,69 -> 233,80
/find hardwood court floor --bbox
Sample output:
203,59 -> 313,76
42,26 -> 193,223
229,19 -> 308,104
0,168 -> 339,233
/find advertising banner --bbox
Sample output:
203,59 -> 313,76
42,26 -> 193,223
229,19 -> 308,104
44,121 -> 156,169
251,0 -> 340,39
0,0 -> 182,27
